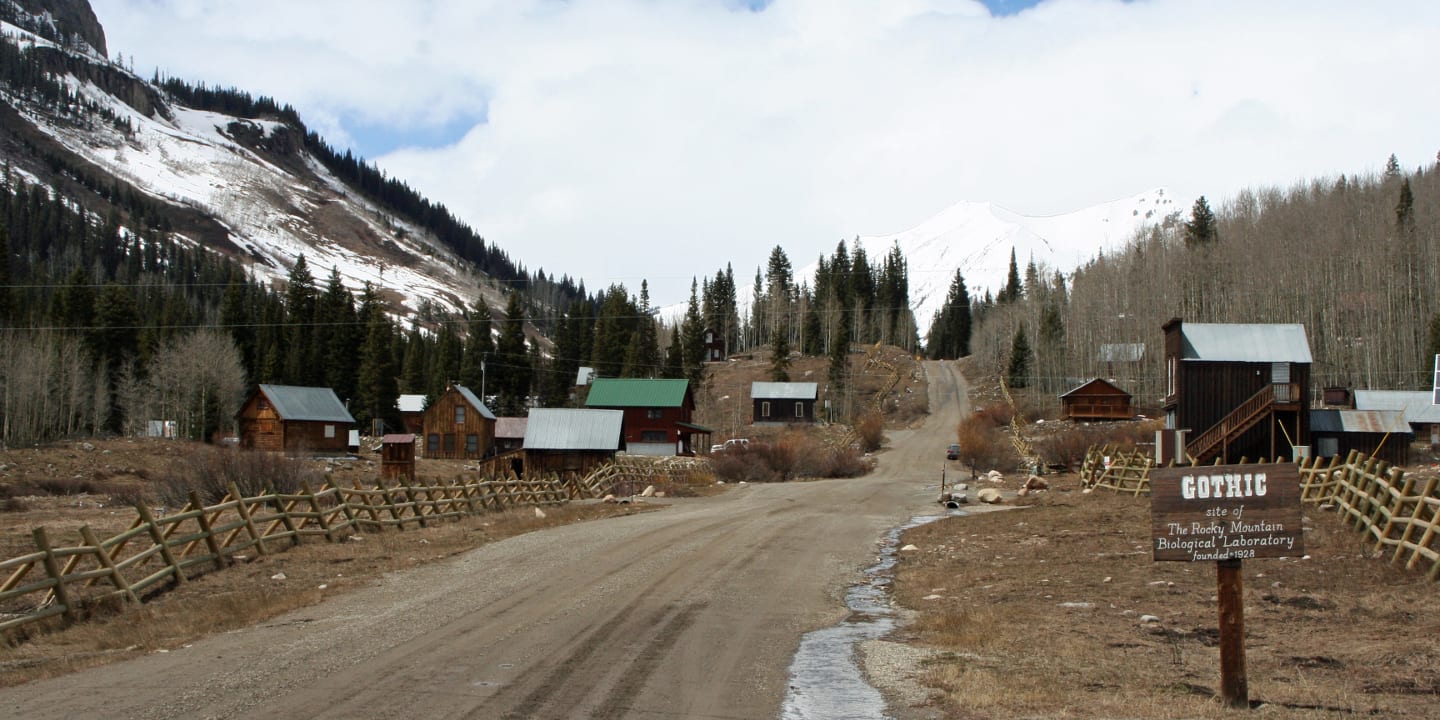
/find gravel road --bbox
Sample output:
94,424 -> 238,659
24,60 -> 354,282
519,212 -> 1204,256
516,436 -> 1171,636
1,362 -> 968,719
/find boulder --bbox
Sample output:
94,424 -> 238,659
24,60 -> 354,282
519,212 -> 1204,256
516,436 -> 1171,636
640,485 -> 656,497
976,488 -> 1004,504
534,507 -> 547,519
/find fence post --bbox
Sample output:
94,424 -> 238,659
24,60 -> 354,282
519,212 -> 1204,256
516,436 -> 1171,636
188,491 -> 229,571
351,479 -> 384,531
1392,475 -> 1434,567
326,480 -> 360,534
264,480 -> 303,547
300,480 -> 338,543
400,480 -> 428,528
79,525 -> 140,606
226,482 -> 269,556
135,504 -> 188,585
33,527 -> 77,622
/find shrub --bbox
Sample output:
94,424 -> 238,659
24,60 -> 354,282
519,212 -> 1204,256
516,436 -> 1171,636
956,411 -> 1019,476
976,402 -> 1013,428
1,496 -> 28,512
710,431 -> 874,483
156,446 -> 324,506
855,412 -> 885,453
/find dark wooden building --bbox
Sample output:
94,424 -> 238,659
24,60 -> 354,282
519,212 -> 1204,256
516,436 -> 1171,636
396,394 -> 427,434
751,382 -> 818,424
522,408 -> 624,477
703,327 -> 726,362
585,378 -> 712,456
381,434 -> 417,482
1163,319 -> 1312,464
421,384 -> 496,459
494,417 -> 528,454
1309,410 -> 1412,466
1060,378 -> 1134,421
236,384 -> 355,456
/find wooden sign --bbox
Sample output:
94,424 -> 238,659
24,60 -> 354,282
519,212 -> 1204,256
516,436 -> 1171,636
1150,464 -> 1304,562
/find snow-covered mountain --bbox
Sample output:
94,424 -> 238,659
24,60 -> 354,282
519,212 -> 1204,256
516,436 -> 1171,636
0,5 -> 491,320
842,188 -> 1186,335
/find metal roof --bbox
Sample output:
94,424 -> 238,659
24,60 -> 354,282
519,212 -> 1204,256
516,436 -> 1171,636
1097,343 -> 1146,363
1310,409 -> 1412,435
257,384 -> 355,423
1060,378 -> 1131,398
524,409 -> 624,450
397,394 -> 427,413
750,382 -> 818,400
1179,323 -> 1313,363
1353,390 -> 1440,424
454,385 -> 497,420
585,378 -> 689,408
494,417 -> 528,439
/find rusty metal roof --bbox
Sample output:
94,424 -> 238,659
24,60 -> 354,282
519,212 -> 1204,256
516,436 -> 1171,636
1353,390 -> 1440,424
1310,409 -> 1411,435
1179,323 -> 1312,363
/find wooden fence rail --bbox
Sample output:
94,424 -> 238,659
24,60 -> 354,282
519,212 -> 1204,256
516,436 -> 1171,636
1078,445 -> 1440,580
0,471 -> 580,636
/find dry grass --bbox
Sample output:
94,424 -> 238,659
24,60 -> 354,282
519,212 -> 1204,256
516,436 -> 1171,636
0,502 -> 655,686
889,481 -> 1440,719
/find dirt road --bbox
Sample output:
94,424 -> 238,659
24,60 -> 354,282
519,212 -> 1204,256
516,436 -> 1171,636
2,362 -> 968,719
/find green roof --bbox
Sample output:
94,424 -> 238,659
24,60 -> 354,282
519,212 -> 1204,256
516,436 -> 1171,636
585,378 -> 689,408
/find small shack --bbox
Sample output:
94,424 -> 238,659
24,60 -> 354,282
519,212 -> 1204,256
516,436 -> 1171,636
381,433 -> 416,482
1309,409 -> 1412,466
703,327 -> 726,362
751,382 -> 818,424
236,384 -> 356,456
1060,378 -> 1134,421
397,394 -> 427,434
1354,390 -> 1440,447
494,417 -> 528,454
523,408 -> 624,477
421,384 -> 496,459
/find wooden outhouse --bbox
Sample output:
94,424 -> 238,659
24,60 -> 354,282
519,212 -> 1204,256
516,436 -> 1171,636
1060,379 -> 1133,421
381,434 -> 417,482
522,408 -> 624,477
421,384 -> 496,459
585,378 -> 712,456
751,382 -> 818,424
1163,319 -> 1312,464
236,384 -> 355,456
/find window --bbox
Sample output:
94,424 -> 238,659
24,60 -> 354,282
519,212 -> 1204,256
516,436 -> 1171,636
795,402 -> 804,418
647,409 -> 663,419
641,430 -> 668,443
1167,358 -> 1178,398
455,406 -> 466,425
427,434 -> 440,453
466,434 -> 479,454
324,424 -> 335,439
761,401 -> 771,418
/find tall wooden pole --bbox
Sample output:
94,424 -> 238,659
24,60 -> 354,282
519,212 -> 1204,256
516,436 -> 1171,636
1217,558 -> 1248,708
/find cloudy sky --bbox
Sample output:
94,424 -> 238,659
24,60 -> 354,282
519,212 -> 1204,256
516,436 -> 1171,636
91,0 -> 1440,306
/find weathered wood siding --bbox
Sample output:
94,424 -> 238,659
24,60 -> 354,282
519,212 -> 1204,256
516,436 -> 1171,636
421,390 -> 495,459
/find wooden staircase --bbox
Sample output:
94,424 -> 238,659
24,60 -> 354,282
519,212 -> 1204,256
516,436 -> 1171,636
1185,383 -> 1299,464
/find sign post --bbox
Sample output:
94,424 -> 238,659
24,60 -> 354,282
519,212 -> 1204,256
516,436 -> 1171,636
1150,463 -> 1304,709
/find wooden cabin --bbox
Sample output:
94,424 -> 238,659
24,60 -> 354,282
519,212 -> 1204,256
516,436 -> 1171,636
236,384 -> 355,456
421,384 -> 496,459
396,394 -> 427,434
585,378 -> 712,456
1060,378 -> 1133,421
523,408 -> 624,477
1309,410 -> 1412,466
494,417 -> 528,454
1163,319 -> 1312,464
751,382 -> 818,424
703,327 -> 726,362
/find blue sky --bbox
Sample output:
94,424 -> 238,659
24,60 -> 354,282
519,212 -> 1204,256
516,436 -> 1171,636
91,0 -> 1440,307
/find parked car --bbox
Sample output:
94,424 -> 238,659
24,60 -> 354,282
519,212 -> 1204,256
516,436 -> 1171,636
946,443 -> 961,460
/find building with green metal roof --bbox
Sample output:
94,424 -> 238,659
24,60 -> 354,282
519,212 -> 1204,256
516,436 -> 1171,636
584,378 -> 712,456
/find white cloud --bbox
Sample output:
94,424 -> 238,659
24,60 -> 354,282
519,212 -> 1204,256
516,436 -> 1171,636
92,0 -> 1440,306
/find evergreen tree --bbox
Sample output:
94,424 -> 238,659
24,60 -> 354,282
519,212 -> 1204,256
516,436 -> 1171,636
219,270 -> 255,381
319,267 -> 359,402
1007,325 -> 1032,389
622,281 -> 660,378
354,311 -> 399,432
400,323 -> 427,394
0,226 -> 11,328
681,279 -> 706,384
282,254 -> 318,384
662,330 -> 684,379
1000,249 -> 1022,303
926,269 -> 971,359
590,285 -> 634,379
1396,178 -> 1415,233
1184,196 -> 1219,248
1384,153 -> 1402,179
493,291 -> 531,415
459,297 -> 494,391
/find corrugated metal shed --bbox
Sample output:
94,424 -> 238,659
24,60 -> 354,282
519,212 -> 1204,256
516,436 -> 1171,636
1353,390 -> 1440,424
495,417 -> 528,440
524,409 -> 623,450
1310,409 -> 1412,435
585,378 -> 689,408
1097,343 -> 1146,363
454,384 -> 497,420
751,382 -> 818,400
259,384 -> 355,423
397,394 -> 427,413
1180,323 -> 1313,363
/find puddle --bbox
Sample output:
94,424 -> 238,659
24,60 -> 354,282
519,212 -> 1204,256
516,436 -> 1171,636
780,513 -> 961,719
